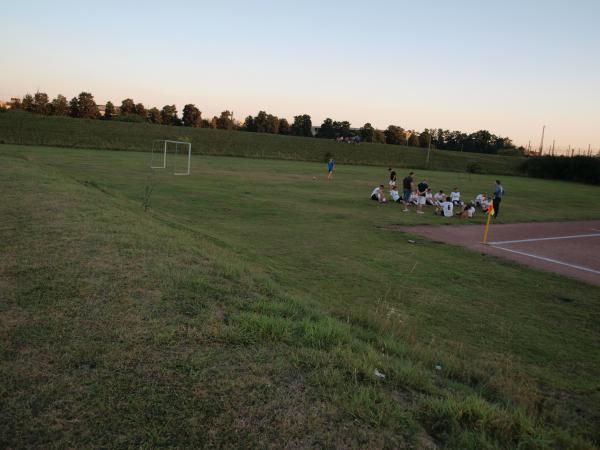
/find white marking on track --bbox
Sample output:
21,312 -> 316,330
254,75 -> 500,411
490,246 -> 600,275
488,233 -> 600,245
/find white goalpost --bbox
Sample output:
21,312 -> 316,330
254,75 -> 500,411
150,140 -> 191,176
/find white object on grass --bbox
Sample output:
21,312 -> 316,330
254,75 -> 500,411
151,140 -> 191,176
374,369 -> 386,379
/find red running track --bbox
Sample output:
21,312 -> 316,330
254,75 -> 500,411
397,220 -> 600,286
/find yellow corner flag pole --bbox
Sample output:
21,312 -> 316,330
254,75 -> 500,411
482,204 -> 494,244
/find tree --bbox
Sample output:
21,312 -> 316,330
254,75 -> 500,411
265,114 -> 279,133
33,92 -> 49,114
10,98 -> 22,109
278,118 -> 290,135
373,129 -> 386,144
182,104 -> 202,127
333,120 -> 351,138
316,118 -> 335,139
217,110 -> 233,130
22,94 -> 35,112
69,97 -> 79,117
49,94 -> 68,116
407,131 -> 420,147
78,92 -> 99,118
359,123 -> 375,142
135,103 -> 147,119
468,130 -> 494,153
160,105 -> 178,125
120,98 -> 136,115
209,116 -> 218,129
254,111 -> 269,132
104,101 -> 115,120
384,125 -> 405,145
243,115 -> 255,132
291,114 -> 312,137
148,107 -> 161,124
419,129 -> 433,148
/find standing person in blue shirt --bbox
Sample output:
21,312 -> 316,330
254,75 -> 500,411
327,158 -> 335,180
493,180 -> 504,217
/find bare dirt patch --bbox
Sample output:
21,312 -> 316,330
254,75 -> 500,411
394,220 -> 600,286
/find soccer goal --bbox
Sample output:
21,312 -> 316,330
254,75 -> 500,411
150,140 -> 191,176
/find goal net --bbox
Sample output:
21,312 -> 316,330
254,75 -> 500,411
150,140 -> 191,176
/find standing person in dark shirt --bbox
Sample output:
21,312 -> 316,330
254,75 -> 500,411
416,179 -> 429,214
493,180 -> 504,217
401,172 -> 414,212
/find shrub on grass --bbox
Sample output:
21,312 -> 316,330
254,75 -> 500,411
419,394 -> 550,449
466,162 -> 482,174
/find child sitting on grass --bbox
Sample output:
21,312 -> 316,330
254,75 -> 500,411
475,192 -> 486,207
433,190 -> 445,206
450,188 -> 462,206
480,196 -> 490,212
370,185 -> 387,203
460,202 -> 476,219
434,196 -> 454,217
390,186 -> 402,203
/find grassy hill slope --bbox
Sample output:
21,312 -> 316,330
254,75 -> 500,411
1,145 -> 598,449
0,110 -> 525,175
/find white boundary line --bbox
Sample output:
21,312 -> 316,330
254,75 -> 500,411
490,245 -> 600,275
488,233 -> 600,245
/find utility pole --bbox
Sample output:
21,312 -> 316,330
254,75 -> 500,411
426,129 -> 432,164
527,140 -> 531,154
551,140 -> 555,155
588,144 -> 591,156
538,125 -> 545,155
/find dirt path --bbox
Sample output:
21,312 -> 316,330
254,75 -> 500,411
396,220 -> 600,286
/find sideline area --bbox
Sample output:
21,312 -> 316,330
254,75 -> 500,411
396,220 -> 600,286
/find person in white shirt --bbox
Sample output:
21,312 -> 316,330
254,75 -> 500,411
425,188 -> 435,205
389,187 -> 401,203
481,197 -> 490,212
441,197 -> 454,217
450,188 -> 461,206
370,185 -> 387,203
475,193 -> 486,207
433,190 -> 445,206
460,202 -> 476,219
409,190 -> 419,205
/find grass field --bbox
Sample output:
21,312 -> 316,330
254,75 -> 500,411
0,110 -> 526,175
1,144 -> 599,449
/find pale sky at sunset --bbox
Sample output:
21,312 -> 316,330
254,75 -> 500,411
2,0 -> 599,153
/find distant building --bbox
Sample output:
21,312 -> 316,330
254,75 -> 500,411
96,105 -> 121,116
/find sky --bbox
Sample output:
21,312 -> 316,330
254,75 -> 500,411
2,0 -> 599,153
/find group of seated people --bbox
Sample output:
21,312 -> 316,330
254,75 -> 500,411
370,184 -> 492,219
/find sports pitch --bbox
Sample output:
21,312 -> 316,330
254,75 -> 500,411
1,144 -> 600,449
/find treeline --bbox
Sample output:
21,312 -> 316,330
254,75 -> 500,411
5,90 -> 524,155
521,156 -> 600,185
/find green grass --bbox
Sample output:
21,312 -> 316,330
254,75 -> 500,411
0,110 -> 526,175
1,144 -> 599,449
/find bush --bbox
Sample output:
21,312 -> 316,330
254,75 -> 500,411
520,155 -> 600,185
466,162 -> 482,174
